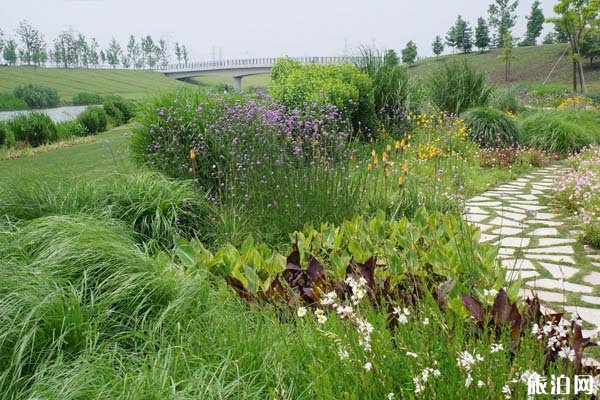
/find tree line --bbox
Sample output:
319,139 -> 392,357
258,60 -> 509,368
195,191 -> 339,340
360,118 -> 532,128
0,21 -> 191,69
396,0 -> 600,93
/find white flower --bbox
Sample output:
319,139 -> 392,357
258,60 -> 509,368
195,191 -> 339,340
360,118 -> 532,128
475,354 -> 484,362
406,351 -> 418,358
542,322 -> 553,335
413,377 -> 423,394
490,343 -> 504,353
314,308 -> 324,316
317,314 -> 327,324
465,373 -> 473,387
432,369 -> 441,377
558,346 -> 576,362
531,323 -> 540,335
502,384 -> 511,399
338,349 -> 349,360
387,393 -> 395,400
477,380 -> 486,387
398,314 -> 408,324
457,351 -> 476,371
403,307 -> 411,316
296,307 -> 307,317
422,317 -> 430,325
364,362 -> 373,371
483,288 -> 498,298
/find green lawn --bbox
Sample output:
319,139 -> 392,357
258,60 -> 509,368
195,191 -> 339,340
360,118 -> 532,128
0,125 -> 134,182
0,66 -> 191,101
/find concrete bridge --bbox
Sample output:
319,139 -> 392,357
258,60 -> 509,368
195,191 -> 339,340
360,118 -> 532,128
160,56 -> 362,90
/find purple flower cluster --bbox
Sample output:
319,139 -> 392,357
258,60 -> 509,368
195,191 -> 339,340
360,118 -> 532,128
139,91 -> 355,204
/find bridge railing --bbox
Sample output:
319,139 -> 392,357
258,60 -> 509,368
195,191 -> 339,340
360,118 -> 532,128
162,56 -> 368,72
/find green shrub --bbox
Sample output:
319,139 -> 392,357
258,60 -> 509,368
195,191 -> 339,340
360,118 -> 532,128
56,120 -> 87,140
0,121 -> 15,147
428,60 -> 493,115
520,109 -> 599,153
103,96 -> 135,122
71,92 -> 103,105
102,101 -> 124,125
465,107 -> 521,147
0,93 -> 28,111
76,106 -> 108,135
270,58 -> 377,137
13,84 -> 60,109
5,112 -> 58,147
489,88 -> 524,113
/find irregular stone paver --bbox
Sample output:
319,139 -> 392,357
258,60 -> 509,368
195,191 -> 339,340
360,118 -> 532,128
538,262 -> 579,280
531,227 -> 560,236
464,164 -> 600,333
528,246 -> 575,255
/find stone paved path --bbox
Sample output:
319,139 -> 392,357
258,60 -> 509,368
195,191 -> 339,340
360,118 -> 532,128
464,164 -> 600,340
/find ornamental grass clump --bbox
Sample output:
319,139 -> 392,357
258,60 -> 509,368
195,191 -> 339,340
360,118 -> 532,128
465,107 -> 521,148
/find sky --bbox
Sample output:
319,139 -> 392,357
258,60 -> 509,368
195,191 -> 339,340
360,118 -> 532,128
1,0 -> 559,62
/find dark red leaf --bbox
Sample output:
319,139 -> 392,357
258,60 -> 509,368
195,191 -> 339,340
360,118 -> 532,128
225,276 -> 258,305
491,288 -> 511,326
461,293 -> 484,323
307,255 -> 325,283
286,243 -> 301,270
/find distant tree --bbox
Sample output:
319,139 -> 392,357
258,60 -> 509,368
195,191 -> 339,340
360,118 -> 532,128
445,25 -> 458,53
125,35 -> 141,69
475,17 -> 491,51
455,15 -> 474,53
16,20 -> 46,65
174,42 -> 182,63
542,32 -> 557,44
106,38 -> 122,69
498,33 -> 516,82
3,39 -> 18,65
88,38 -> 100,67
100,50 -> 106,65
548,0 -> 600,92
182,45 -> 188,65
74,34 -> 89,67
523,0 -> 545,46
141,35 -> 157,69
0,30 -> 4,61
383,48 -> 399,66
156,39 -> 169,68
432,35 -> 444,56
53,32 -> 76,68
488,0 -> 519,48
581,32 -> 600,66
401,40 -> 418,64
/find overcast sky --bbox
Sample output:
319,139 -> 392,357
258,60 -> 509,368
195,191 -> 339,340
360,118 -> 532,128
1,0 -> 558,62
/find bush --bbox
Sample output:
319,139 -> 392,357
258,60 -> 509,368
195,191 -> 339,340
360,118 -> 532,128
270,58 -> 377,137
0,93 -> 28,111
520,109 -> 599,153
13,84 -> 60,109
428,60 -> 493,115
465,107 -> 521,147
76,106 -> 108,134
102,101 -> 124,125
0,121 -> 15,147
71,92 -> 103,105
103,96 -> 135,122
56,120 -> 87,140
5,112 -> 57,147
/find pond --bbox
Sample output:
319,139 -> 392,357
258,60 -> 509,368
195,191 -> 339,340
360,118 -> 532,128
0,105 -> 88,123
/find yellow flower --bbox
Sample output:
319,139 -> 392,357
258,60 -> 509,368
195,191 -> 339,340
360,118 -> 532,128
386,144 -> 392,152
402,162 -> 409,174
382,151 -> 388,162
373,154 -> 379,166
367,162 -> 373,171
397,176 -> 404,186
189,148 -> 196,160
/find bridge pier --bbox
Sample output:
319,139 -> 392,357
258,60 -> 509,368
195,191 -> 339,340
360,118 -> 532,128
234,76 -> 243,91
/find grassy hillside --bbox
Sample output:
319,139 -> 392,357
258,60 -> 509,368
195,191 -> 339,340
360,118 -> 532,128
0,66 -> 191,101
187,74 -> 271,91
411,43 -> 600,92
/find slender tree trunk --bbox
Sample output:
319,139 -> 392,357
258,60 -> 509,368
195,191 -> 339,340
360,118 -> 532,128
573,60 -> 578,93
